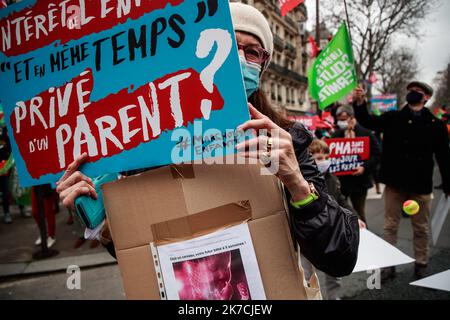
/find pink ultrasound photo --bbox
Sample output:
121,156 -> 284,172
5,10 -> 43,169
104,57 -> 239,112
173,250 -> 251,300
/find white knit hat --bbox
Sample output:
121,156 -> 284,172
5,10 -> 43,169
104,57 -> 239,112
230,2 -> 274,71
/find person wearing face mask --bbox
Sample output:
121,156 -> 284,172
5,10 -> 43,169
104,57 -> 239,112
309,139 -> 360,224
308,139 -> 365,300
309,140 -> 354,213
353,82 -> 450,281
56,3 -> 360,289
332,105 -> 381,225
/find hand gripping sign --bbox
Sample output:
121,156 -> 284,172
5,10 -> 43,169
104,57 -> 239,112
0,0 -> 249,186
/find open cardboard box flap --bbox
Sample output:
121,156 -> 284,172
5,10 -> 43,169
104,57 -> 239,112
103,163 -> 285,251
152,201 -> 252,246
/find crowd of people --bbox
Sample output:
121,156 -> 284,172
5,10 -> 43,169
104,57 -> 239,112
311,81 -> 450,286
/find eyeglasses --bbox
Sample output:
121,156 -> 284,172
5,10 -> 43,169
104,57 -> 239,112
237,43 -> 270,65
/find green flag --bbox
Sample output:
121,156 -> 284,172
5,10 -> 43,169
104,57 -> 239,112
308,23 -> 358,110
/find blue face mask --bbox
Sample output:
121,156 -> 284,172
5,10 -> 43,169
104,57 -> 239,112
240,56 -> 261,99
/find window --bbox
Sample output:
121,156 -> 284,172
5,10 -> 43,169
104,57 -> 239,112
277,84 -> 282,103
270,83 -> 276,102
286,87 -> 291,105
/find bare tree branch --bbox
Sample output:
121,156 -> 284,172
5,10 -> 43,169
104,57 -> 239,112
321,0 -> 438,81
377,48 -> 419,106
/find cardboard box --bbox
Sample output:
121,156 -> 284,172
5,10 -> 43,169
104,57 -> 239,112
103,163 -> 313,300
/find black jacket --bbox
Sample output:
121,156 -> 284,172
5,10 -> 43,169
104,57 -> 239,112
287,123 -> 360,278
332,124 -> 381,194
325,172 -> 357,215
354,101 -> 450,195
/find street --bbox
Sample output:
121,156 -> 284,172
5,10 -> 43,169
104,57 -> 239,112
0,264 -> 125,300
1,181 -> 449,300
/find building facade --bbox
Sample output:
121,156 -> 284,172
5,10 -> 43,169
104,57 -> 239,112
231,0 -> 310,115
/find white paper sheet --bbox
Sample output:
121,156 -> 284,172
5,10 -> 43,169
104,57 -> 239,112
353,229 -> 415,273
431,194 -> 450,245
154,223 -> 266,300
410,269 -> 450,292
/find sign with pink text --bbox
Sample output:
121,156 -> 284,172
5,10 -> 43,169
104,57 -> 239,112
0,0 -> 249,186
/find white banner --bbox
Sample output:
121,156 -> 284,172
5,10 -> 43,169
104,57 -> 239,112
410,269 -> 450,292
431,194 -> 450,245
353,229 -> 414,273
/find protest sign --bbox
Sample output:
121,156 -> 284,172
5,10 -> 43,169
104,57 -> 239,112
289,116 -> 319,131
0,0 -> 249,186
410,269 -> 450,292
371,94 -> 397,115
324,137 -> 370,176
308,23 -> 358,110
153,223 -> 266,300
431,194 -> 450,245
290,112 -> 334,131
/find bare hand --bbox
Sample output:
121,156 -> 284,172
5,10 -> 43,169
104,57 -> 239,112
56,153 -> 97,210
352,166 -> 365,176
236,104 -> 310,201
358,219 -> 367,229
348,118 -> 357,131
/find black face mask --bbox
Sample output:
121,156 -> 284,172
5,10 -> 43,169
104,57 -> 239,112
406,90 -> 424,106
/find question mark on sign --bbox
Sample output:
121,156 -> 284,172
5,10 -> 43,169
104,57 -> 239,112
67,5 -> 81,30
195,29 -> 232,120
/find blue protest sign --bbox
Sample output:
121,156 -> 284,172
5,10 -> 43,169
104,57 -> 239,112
0,0 -> 249,186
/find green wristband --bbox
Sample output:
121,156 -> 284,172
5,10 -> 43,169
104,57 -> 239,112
290,194 -> 318,209
290,182 -> 320,209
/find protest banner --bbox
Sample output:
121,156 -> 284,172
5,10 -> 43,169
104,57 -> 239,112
410,269 -> 450,292
371,94 -> 398,115
324,137 -> 370,176
308,23 -> 358,110
0,0 -> 249,186
289,116 -> 319,131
